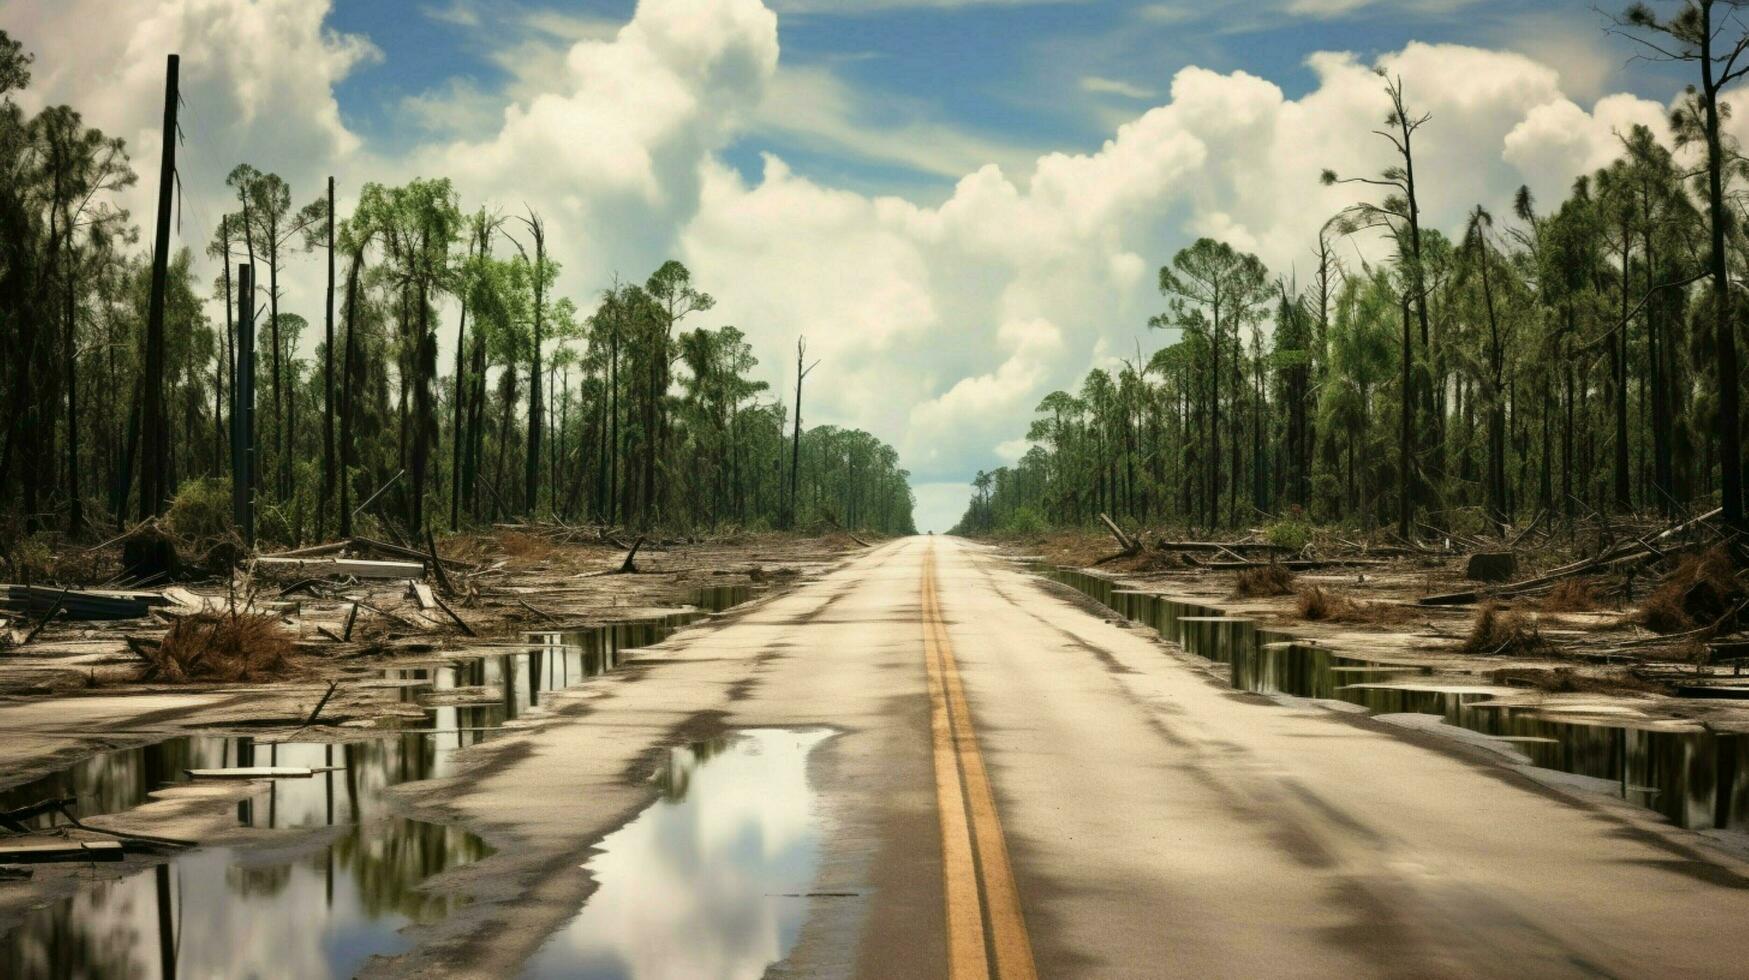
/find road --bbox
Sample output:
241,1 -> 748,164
385,535 -> 1749,978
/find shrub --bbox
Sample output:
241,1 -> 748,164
1294,585 -> 1411,624
1634,546 -> 1741,634
1540,577 -> 1602,613
1264,518 -> 1313,554
1462,602 -> 1549,655
165,477 -> 234,545
1000,507 -> 1049,538
136,611 -> 298,683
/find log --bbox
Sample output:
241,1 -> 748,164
1099,513 -> 1139,554
1207,558 -> 1389,571
618,535 -> 645,574
1153,541 -> 1296,553
430,591 -> 477,637
0,797 -> 76,833
0,840 -> 124,863
0,584 -> 167,621
184,766 -> 338,779
253,557 -> 425,579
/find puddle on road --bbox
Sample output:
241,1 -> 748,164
523,728 -> 833,980
1045,567 -> 1749,833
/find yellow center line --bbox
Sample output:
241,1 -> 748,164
923,543 -> 1037,980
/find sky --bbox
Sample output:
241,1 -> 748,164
0,0 -> 1715,531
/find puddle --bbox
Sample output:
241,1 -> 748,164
0,591 -> 765,974
1045,567 -> 1749,833
523,728 -> 833,979
2,817 -> 489,978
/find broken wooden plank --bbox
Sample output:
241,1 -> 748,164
254,557 -> 425,580
1,584 -> 168,621
410,582 -> 438,610
0,840 -> 124,864
184,766 -> 340,780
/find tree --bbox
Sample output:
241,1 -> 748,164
1612,1 -> 1749,522
1154,238 -> 1269,528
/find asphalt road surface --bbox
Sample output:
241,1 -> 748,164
387,535 -> 1749,979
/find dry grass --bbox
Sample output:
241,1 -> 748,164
1234,563 -> 1296,598
495,530 -> 557,560
1462,602 -> 1550,656
1293,585 -> 1413,624
1540,577 -> 1603,613
1491,666 -> 1662,694
135,611 -> 299,683
1633,546 -> 1741,634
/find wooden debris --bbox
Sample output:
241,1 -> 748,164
302,680 -> 341,727
430,590 -> 477,637
0,840 -> 124,863
184,766 -> 338,780
1099,513 -> 1140,555
618,535 -> 646,574
1421,507 -> 1725,606
1,584 -> 168,621
410,582 -> 438,610
0,797 -> 75,833
254,556 -> 425,580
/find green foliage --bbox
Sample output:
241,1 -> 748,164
165,477 -> 234,544
1263,518 -> 1312,553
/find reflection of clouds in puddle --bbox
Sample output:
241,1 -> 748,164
525,728 -> 832,980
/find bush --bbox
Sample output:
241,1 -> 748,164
1293,585 -> 1411,624
1000,507 -> 1049,538
1462,602 -> 1549,656
165,477 -> 234,545
1264,518 -> 1313,554
1540,578 -> 1602,613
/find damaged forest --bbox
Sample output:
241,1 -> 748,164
953,19 -> 1749,710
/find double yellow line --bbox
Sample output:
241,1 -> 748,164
922,545 -> 1037,980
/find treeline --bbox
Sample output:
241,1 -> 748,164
957,5 -> 1749,539
0,31 -> 915,546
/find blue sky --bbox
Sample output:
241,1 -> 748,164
327,0 -> 1677,200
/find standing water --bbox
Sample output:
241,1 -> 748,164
1042,567 -> 1749,834
523,728 -> 833,979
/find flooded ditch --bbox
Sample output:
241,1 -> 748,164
1042,567 -> 1749,834
2,587 -> 756,976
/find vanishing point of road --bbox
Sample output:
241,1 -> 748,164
393,536 -> 1749,978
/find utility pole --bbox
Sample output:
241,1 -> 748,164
233,263 -> 256,549
139,53 -> 178,520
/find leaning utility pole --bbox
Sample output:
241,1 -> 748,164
232,264 -> 256,549
139,53 -> 178,520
